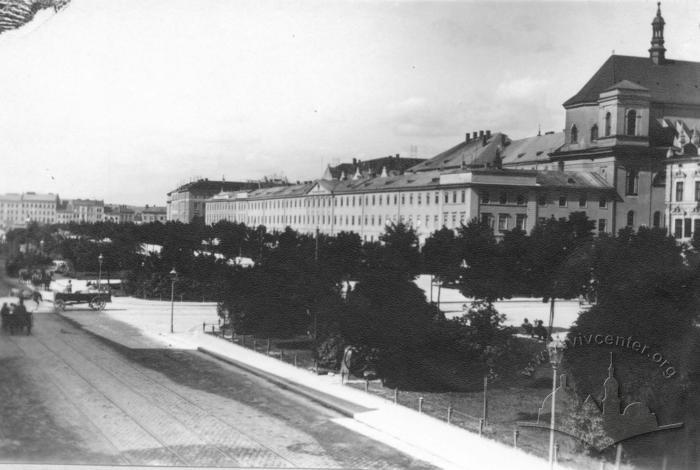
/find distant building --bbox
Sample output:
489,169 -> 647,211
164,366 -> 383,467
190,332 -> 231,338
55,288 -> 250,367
139,205 -> 167,224
166,179 -> 270,223
0,192 -> 58,229
104,204 -> 135,224
55,199 -> 104,224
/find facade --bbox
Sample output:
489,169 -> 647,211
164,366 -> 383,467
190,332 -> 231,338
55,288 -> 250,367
205,169 -> 615,243
664,120 -> 700,241
167,179 -> 267,223
55,199 -> 105,224
550,4 -> 696,234
0,192 -> 58,229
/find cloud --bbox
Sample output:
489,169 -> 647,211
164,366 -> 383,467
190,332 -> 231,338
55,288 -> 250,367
495,77 -> 550,103
386,97 -> 461,138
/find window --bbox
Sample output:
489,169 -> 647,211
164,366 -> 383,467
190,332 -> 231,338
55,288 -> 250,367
451,212 -> 457,227
626,110 -> 637,136
499,192 -> 508,204
498,214 -> 509,232
626,169 -> 639,196
434,192 -> 439,204
425,192 -> 429,205
570,125 -> 578,144
558,195 -> 567,207
674,219 -> 683,238
461,191 -> 465,203
409,193 -> 413,205
579,194 -> 587,208
599,197 -> 607,208
481,213 -> 493,228
685,218 -> 693,238
452,191 -> 457,203
516,214 -> 526,231
627,210 -> 635,227
444,192 -> 449,203
558,161 -> 565,172
695,181 -> 700,202
590,124 -> 599,141
605,112 -> 612,136
676,181 -> 684,202
598,219 -> 607,233
653,211 -> 662,228
372,195 -> 376,205
417,193 -> 422,205
538,194 -> 547,206
516,194 -> 526,205
695,219 -> 700,236
481,192 -> 490,204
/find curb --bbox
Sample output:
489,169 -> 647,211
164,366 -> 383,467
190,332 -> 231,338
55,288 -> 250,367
197,346 -> 371,418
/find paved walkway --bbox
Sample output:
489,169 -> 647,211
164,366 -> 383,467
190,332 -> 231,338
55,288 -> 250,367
49,295 -> 563,470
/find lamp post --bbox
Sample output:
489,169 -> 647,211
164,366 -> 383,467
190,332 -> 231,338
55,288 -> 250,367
169,268 -> 177,334
97,253 -> 104,290
547,339 -> 566,470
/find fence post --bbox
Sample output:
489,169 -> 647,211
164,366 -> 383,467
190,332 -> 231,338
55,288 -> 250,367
341,370 -> 345,384
294,354 -> 298,367
211,325 -> 215,335
202,322 -> 205,332
393,388 -> 398,404
555,443 -> 560,465
253,338 -> 257,350
280,350 -> 283,362
364,379 -> 369,392
513,428 -> 519,448
418,397 -> 423,413
483,375 -> 489,424
267,338 -> 271,355
447,406 -> 452,424
479,418 -> 484,437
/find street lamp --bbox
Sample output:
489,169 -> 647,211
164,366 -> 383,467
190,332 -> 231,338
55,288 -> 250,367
97,253 -> 104,290
547,339 -> 566,469
169,268 -> 178,334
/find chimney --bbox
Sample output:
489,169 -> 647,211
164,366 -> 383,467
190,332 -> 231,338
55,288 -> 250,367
486,130 -> 491,139
479,130 -> 484,138
466,133 -> 471,143
352,158 -> 357,165
473,131 -> 478,140
395,153 -> 400,159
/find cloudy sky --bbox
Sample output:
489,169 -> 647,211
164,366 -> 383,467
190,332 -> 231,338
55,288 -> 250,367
0,0 -> 699,205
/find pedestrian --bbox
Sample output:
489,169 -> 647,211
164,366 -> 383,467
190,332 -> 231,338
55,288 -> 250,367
1,303 -> 9,330
521,318 -> 533,336
64,280 -> 72,293
31,291 -> 42,311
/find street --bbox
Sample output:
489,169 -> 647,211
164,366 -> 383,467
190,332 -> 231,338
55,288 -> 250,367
0,299 -> 435,469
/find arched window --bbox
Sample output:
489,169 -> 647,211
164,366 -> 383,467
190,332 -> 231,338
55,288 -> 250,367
590,124 -> 598,141
627,210 -> 635,227
653,211 -> 661,228
626,110 -> 637,136
570,125 -> 578,144
605,112 -> 612,137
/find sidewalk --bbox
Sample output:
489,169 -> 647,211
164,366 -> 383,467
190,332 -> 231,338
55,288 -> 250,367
59,297 -> 563,470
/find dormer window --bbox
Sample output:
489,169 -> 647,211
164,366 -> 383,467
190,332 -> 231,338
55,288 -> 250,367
570,125 -> 578,144
605,112 -> 612,137
626,110 -> 637,136
590,124 -> 598,141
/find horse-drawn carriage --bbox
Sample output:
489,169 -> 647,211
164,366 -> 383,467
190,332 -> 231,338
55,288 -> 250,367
54,291 -> 111,312
1,306 -> 32,335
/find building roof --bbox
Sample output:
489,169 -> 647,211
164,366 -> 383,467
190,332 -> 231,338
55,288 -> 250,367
327,155 -> 426,179
563,55 -> 700,107
501,132 -> 564,166
168,179 -> 271,196
22,192 -> 57,201
535,171 -> 615,192
408,132 -> 508,172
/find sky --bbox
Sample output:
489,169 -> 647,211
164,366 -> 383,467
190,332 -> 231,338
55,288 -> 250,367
0,0 -> 699,205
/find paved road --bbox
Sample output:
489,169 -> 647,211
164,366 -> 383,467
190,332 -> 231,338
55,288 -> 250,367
0,304 -> 435,469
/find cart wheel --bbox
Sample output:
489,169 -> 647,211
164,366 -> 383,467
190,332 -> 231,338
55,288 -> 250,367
54,300 -> 66,312
90,297 -> 106,311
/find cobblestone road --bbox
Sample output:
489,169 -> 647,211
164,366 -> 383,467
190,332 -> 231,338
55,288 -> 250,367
0,307 -> 435,469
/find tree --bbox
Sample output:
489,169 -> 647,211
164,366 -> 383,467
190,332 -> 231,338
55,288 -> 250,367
455,218 -> 503,302
423,227 -> 461,305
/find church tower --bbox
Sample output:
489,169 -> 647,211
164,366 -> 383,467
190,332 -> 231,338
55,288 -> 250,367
649,2 -> 666,65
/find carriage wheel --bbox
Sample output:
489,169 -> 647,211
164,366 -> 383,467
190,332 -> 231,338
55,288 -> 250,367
54,300 -> 66,312
89,297 -> 106,311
